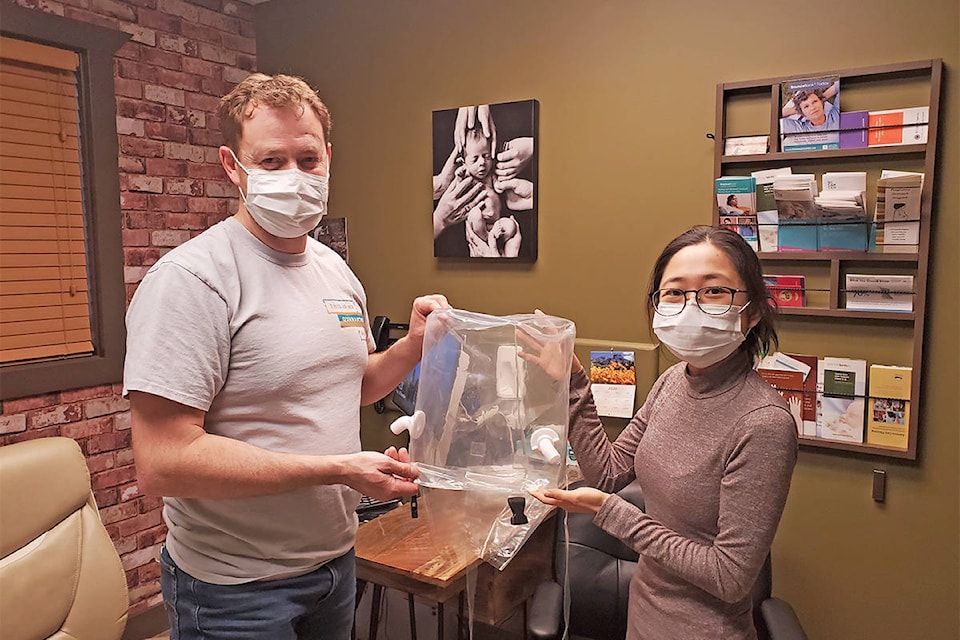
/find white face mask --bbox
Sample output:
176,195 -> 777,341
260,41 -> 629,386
231,149 -> 329,239
652,301 -> 751,369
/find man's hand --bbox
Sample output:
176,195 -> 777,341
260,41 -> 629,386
406,294 -> 450,346
336,451 -> 419,501
528,486 -> 609,514
384,446 -> 411,463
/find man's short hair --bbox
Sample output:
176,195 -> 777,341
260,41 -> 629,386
217,73 -> 332,151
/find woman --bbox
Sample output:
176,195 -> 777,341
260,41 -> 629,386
528,226 -> 798,640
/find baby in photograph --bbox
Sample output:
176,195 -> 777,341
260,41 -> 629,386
819,398 -> 864,440
461,128 -> 522,258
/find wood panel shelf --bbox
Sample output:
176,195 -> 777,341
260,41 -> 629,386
714,59 -> 942,461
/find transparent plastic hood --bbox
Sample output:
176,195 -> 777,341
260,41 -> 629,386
400,308 -> 576,491
390,308 -> 576,568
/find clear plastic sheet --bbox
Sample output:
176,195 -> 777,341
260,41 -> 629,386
399,308 -> 576,569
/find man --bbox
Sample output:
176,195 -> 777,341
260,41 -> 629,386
123,73 -> 447,640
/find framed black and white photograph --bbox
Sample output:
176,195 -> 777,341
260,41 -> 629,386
310,217 -> 349,263
432,99 -> 539,261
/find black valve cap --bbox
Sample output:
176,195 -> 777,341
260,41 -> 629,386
508,496 -> 528,525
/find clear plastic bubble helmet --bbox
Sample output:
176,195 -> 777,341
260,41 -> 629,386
390,309 -> 576,567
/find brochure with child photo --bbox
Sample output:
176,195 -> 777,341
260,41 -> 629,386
780,76 -> 840,151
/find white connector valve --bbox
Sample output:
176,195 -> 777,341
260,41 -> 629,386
390,410 -> 426,439
530,427 -> 562,464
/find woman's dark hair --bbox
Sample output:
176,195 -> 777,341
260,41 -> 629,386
646,225 -> 778,361
726,194 -> 737,205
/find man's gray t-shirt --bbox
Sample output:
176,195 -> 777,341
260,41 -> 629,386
123,217 -> 376,584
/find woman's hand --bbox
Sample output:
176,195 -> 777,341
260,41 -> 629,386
529,486 -> 609,514
495,137 -> 534,180
515,310 -> 583,380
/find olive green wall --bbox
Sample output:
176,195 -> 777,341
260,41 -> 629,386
255,1 -> 959,637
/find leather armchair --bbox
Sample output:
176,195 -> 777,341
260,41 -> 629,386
527,481 -> 806,640
0,437 -> 129,640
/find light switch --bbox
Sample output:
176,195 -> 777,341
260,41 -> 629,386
872,469 -> 886,503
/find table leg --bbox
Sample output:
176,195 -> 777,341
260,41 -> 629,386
523,600 -> 529,640
369,583 -> 383,640
408,593 -> 418,640
352,580 -> 366,640
458,591 -> 466,640
437,600 -> 444,640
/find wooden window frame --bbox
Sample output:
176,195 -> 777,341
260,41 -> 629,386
1,4 -> 129,400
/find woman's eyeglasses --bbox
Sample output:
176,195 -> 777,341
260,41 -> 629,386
649,286 -> 748,316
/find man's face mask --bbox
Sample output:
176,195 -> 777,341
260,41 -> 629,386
231,149 -> 329,239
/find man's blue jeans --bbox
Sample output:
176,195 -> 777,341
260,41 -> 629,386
159,545 -> 356,640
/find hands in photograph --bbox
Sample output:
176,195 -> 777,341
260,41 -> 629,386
433,147 -> 461,200
466,223 -> 501,257
495,177 -> 534,211
490,215 -> 522,258
528,486 -> 609,514
490,216 -> 515,241
495,137 -> 534,181
454,105 -> 497,156
433,168 -> 485,238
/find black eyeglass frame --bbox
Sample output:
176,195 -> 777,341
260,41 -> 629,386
649,286 -> 750,316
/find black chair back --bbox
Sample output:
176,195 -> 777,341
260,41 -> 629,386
555,481 -> 644,640
555,481 -> 776,640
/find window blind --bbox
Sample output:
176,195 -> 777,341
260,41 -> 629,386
0,36 -> 94,364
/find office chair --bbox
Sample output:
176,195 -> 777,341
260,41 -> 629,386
527,481 -> 807,640
371,315 -> 410,414
0,437 -> 129,640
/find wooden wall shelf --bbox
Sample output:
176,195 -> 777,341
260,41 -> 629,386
714,59 -> 942,461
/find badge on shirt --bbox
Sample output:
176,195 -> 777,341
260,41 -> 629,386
323,299 -> 365,330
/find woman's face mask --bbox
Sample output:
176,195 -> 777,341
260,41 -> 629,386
231,149 -> 329,239
652,301 -> 751,369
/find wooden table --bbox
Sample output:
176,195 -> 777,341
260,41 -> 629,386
355,493 -> 556,640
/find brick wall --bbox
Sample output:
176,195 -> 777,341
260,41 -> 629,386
0,0 -> 256,617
